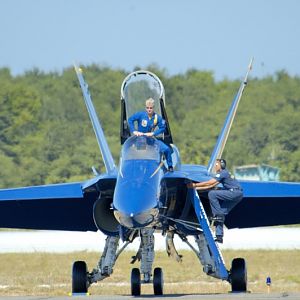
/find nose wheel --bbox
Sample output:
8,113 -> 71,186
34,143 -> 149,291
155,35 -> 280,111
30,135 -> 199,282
131,268 -> 141,296
130,267 -> 164,296
153,267 -> 164,295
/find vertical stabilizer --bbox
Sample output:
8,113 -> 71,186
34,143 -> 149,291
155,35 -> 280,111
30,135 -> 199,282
74,65 -> 116,174
207,58 -> 253,173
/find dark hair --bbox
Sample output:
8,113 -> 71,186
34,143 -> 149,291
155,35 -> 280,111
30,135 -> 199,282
217,158 -> 226,169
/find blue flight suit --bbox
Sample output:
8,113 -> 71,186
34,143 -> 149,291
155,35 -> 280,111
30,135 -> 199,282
208,169 -> 243,237
128,111 -> 173,168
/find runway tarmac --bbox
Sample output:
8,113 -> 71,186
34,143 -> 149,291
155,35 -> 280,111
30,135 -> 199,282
0,293 -> 299,300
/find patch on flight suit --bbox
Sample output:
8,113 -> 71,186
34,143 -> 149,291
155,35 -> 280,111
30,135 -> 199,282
216,174 -> 220,178
141,119 -> 148,127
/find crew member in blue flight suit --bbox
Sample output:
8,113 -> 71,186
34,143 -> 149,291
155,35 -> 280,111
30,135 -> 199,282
128,98 -> 173,171
187,159 -> 243,243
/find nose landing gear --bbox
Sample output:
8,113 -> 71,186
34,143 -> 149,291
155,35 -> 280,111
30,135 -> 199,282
153,267 -> 164,295
130,267 -> 164,296
131,268 -> 141,296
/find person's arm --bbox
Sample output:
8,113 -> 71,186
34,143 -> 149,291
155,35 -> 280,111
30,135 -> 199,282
153,115 -> 166,136
187,178 -> 219,190
128,112 -> 141,135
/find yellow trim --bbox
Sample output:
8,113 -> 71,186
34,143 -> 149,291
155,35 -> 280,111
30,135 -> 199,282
154,114 -> 158,126
150,162 -> 164,178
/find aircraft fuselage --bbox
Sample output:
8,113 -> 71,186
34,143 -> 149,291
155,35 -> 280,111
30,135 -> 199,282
113,136 -> 163,228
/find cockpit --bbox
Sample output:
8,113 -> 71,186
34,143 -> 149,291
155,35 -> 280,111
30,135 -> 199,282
120,70 -> 173,145
121,136 -> 161,162
121,71 -> 163,119
119,136 -> 163,183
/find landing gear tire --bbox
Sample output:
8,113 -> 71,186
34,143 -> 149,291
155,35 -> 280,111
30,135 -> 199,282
230,258 -> 247,292
153,267 -> 164,295
72,261 -> 88,293
131,268 -> 141,296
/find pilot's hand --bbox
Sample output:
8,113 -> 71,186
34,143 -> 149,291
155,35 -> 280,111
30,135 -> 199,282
144,132 -> 154,137
133,131 -> 144,136
187,182 -> 196,188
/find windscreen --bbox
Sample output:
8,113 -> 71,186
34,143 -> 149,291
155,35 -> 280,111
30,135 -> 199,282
121,136 -> 161,162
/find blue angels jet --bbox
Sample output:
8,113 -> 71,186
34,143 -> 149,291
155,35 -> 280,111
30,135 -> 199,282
1,60 -> 300,296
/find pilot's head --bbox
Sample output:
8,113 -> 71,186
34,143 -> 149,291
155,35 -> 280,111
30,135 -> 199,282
145,98 -> 155,114
215,158 -> 226,172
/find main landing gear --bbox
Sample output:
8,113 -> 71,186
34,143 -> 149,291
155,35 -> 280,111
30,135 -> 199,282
72,236 -> 121,294
72,261 -> 88,294
230,258 -> 247,292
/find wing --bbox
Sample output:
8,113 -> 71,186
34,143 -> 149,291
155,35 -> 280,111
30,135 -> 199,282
0,175 -> 117,231
0,181 -> 97,231
226,180 -> 300,228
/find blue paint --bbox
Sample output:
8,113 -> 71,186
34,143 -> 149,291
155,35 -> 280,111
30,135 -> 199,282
0,182 -> 83,201
113,136 -> 163,228
241,180 -> 300,197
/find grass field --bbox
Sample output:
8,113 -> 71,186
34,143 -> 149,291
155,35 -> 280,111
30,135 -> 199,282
0,250 -> 299,296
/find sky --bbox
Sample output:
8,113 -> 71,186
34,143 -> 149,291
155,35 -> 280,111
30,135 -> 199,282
1,0 -> 300,80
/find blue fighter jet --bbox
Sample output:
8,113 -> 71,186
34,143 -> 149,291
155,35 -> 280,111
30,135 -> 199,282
0,60 -> 300,296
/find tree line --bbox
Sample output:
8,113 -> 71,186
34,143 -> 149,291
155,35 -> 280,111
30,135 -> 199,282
0,65 -> 299,188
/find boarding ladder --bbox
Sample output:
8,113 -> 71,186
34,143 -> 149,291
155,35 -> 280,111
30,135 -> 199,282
189,188 -> 229,280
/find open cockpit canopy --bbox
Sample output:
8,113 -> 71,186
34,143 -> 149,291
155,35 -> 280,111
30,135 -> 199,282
121,70 -> 165,119
120,70 -> 172,144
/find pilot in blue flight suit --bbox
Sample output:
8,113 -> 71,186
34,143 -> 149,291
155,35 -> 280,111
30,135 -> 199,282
128,98 -> 173,171
187,159 -> 243,243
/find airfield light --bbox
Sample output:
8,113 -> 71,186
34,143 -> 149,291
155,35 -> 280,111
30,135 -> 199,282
266,276 -> 271,293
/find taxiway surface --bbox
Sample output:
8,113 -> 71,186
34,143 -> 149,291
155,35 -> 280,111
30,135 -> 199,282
0,293 -> 299,300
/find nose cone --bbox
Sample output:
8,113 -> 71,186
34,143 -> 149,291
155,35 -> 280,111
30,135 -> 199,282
114,207 -> 158,228
113,181 -> 159,228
